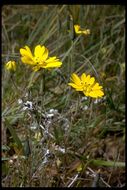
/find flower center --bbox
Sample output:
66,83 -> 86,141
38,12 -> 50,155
34,56 -> 40,63
82,82 -> 92,94
33,57 -> 47,67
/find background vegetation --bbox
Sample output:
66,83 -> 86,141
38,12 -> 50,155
2,5 -> 125,187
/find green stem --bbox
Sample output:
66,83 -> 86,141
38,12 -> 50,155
90,159 -> 125,168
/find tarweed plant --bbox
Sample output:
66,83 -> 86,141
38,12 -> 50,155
2,5 -> 125,187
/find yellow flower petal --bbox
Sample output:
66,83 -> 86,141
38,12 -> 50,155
45,56 -> 57,63
68,83 -> 83,91
20,46 -> 33,59
74,25 -> 81,33
43,62 -> 62,68
43,56 -> 62,68
24,46 -> 33,56
89,77 -> 95,85
92,83 -> 103,90
71,73 -> 82,86
89,90 -> 104,98
81,73 -> 86,82
34,45 -> 48,61
85,75 -> 91,83
34,45 -> 45,57
20,46 -> 34,65
21,57 -> 35,65
41,48 -> 49,61
83,91 -> 89,96
83,29 -> 90,35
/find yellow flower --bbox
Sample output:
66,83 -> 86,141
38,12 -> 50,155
5,61 -> 16,71
20,45 -> 62,71
68,73 -> 104,98
33,56 -> 62,71
20,45 -> 48,65
74,25 -> 90,35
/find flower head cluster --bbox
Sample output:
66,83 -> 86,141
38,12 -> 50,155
20,45 -> 62,71
68,73 -> 104,98
5,61 -> 16,71
74,25 -> 90,35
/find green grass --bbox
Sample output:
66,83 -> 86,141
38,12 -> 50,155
2,5 -> 125,187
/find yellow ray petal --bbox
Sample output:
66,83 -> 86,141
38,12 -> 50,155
45,56 -> 57,63
71,73 -> 82,86
85,75 -> 91,83
81,73 -> 87,83
43,61 -> 62,68
25,46 -> 33,56
88,77 -> 95,85
20,46 -> 33,59
34,45 -> 48,61
92,83 -> 103,90
68,83 -> 83,91
34,45 -> 44,57
21,57 -> 35,65
89,90 -> 104,98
